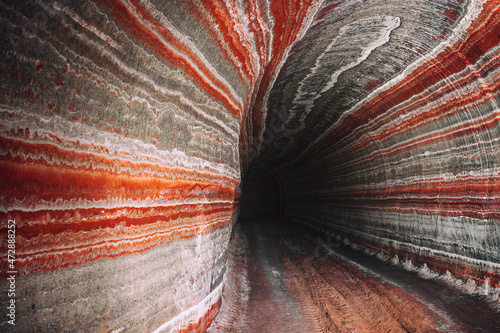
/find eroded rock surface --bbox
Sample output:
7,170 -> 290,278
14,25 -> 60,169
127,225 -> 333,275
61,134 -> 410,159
0,0 -> 499,331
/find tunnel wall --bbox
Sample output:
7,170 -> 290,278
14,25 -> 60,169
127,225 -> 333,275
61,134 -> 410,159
1,0 -> 500,331
0,0 -> 239,330
261,0 -> 500,288
0,0 -> 323,331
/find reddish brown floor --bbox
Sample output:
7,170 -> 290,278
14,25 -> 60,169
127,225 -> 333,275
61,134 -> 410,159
207,220 -> 500,333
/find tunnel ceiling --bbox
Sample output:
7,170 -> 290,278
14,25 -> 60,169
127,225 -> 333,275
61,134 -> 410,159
254,0 -> 494,167
1,0 -> 499,331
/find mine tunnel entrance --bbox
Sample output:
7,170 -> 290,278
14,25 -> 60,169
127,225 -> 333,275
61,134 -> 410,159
238,164 -> 283,222
208,167 -> 500,332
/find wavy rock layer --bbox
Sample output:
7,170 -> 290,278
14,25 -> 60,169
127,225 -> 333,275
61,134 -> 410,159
0,0 -> 319,331
0,0 -> 499,331
257,0 -> 500,289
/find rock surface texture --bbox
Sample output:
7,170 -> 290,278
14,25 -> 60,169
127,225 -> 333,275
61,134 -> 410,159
0,0 -> 499,332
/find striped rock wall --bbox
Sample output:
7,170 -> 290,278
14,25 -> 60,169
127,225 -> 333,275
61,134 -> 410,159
0,0 -> 320,331
257,0 -> 500,289
1,0 -> 499,331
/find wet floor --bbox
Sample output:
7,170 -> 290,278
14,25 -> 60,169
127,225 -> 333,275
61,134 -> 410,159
207,219 -> 500,333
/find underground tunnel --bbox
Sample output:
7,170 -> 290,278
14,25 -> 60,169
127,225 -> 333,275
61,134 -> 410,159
0,0 -> 500,332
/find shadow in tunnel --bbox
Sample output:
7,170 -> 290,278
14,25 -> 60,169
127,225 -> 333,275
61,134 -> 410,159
238,165 -> 283,223
211,164 -> 500,333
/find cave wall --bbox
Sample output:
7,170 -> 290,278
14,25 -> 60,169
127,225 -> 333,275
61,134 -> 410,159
256,0 -> 500,288
1,0 -> 500,331
0,0 -> 320,331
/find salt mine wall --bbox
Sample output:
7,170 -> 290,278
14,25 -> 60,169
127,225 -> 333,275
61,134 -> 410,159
0,0 -> 499,332
0,0 -> 320,331
257,0 -> 500,289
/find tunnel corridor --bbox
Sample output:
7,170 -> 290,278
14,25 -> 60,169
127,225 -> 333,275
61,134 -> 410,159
208,168 -> 500,332
1,0 -> 500,332
209,220 -> 500,332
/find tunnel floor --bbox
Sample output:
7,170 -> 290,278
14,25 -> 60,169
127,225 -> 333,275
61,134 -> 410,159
207,219 -> 500,333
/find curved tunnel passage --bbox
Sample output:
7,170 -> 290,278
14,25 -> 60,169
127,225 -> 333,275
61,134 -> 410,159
238,166 -> 283,222
209,166 -> 500,332
0,0 -> 499,332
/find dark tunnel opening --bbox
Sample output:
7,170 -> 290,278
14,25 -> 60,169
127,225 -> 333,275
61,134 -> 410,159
214,164 -> 500,333
238,165 -> 283,222
228,129 -> 500,332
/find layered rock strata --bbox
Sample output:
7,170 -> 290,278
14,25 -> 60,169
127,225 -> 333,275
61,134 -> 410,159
0,0 -> 320,331
257,0 -> 500,290
0,0 -> 499,331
